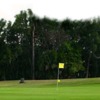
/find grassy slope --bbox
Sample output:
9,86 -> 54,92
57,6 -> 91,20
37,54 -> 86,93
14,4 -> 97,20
0,78 -> 100,100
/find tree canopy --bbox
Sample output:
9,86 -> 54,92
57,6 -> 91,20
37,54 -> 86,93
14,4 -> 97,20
0,9 -> 100,80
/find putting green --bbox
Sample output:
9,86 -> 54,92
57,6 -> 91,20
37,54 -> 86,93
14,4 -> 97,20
0,78 -> 100,100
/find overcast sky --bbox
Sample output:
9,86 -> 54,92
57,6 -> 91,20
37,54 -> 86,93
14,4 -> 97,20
0,0 -> 100,21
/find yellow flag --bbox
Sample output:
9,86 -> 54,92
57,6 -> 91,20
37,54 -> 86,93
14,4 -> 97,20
59,63 -> 64,69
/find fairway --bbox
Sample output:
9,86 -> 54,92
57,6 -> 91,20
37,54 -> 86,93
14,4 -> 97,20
0,78 -> 100,100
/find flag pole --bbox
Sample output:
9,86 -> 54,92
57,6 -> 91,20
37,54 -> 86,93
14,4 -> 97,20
57,63 -> 64,89
56,63 -> 64,100
57,66 -> 59,89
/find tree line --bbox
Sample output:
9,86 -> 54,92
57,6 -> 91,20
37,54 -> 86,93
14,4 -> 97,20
0,9 -> 100,80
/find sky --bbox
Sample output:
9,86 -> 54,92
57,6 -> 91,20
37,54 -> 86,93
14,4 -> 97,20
0,0 -> 100,21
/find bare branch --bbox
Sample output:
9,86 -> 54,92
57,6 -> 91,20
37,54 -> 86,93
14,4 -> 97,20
93,53 -> 100,59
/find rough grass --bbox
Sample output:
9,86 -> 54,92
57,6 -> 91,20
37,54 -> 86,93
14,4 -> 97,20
0,78 -> 100,100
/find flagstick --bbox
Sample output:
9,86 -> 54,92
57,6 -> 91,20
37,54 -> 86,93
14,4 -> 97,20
56,63 -> 64,99
55,67 -> 59,100
57,67 -> 59,89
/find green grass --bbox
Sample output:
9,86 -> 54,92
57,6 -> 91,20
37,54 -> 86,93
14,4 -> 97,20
0,78 -> 100,100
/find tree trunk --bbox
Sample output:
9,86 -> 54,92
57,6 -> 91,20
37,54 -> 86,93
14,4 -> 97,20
32,24 -> 35,79
86,52 -> 91,78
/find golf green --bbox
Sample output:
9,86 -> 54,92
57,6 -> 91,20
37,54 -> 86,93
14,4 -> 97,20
0,78 -> 100,100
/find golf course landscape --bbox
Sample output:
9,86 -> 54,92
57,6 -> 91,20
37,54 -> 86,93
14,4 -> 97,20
1,1 -> 100,100
0,78 -> 100,100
